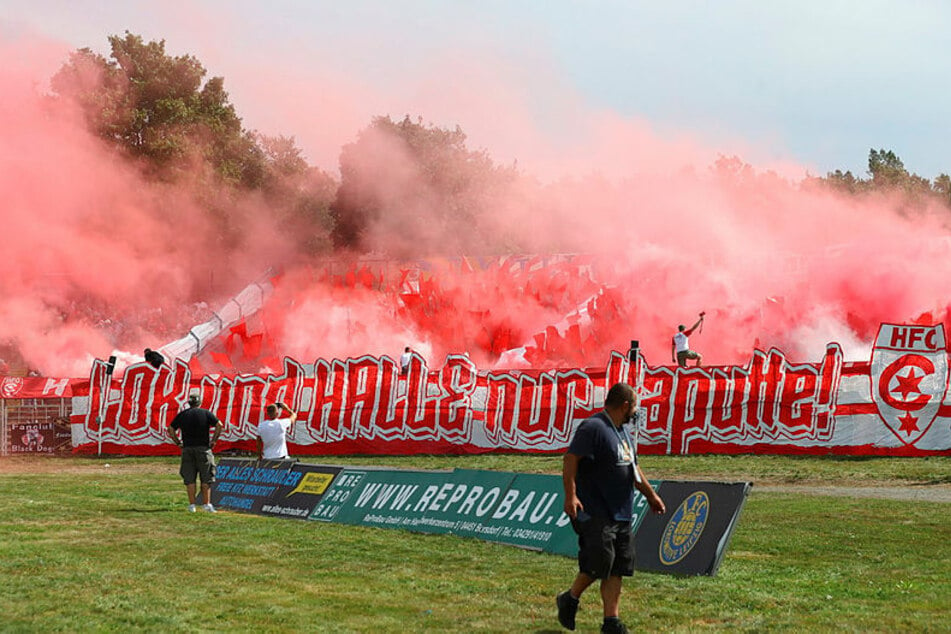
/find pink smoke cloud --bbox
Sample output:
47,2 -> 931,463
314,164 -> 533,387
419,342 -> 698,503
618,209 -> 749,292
0,35 -> 295,375
3,21 -> 951,379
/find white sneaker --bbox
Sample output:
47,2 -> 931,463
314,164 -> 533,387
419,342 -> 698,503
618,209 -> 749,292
203,504 -> 216,513
188,504 -> 197,513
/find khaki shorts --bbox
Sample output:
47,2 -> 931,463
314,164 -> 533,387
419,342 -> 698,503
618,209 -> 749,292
179,446 -> 216,485
676,350 -> 700,366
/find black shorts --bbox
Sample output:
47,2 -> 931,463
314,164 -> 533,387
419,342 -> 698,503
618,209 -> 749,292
571,515 -> 635,579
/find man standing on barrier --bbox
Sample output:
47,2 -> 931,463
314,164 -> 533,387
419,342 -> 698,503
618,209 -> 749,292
556,382 -> 666,634
671,312 -> 705,368
257,401 -> 297,461
167,393 -> 223,513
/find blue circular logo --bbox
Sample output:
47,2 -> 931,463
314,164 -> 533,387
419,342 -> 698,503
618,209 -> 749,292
659,491 -> 709,565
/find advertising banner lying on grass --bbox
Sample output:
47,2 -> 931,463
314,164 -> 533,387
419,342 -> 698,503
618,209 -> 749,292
71,323 -> 951,457
212,459 -> 750,575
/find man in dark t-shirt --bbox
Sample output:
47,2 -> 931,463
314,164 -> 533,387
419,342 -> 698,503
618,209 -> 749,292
556,382 -> 666,634
167,393 -> 223,513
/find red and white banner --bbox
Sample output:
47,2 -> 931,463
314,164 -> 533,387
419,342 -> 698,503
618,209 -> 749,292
0,376 -> 75,399
69,323 -> 951,456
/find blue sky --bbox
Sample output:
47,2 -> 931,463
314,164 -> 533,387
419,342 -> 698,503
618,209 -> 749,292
3,0 -> 949,179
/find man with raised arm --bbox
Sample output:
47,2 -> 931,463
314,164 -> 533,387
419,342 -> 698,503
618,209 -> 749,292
256,402 -> 298,461
671,313 -> 705,368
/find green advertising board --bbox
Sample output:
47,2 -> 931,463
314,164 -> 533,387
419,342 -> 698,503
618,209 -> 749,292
222,460 -> 748,576
322,468 -> 459,533
308,467 -> 657,556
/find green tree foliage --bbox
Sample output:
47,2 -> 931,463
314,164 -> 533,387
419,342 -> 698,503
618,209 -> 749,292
867,148 -> 906,187
934,174 -> 951,207
810,149 -> 947,211
259,134 -> 337,254
52,32 -> 265,187
330,115 -> 518,256
821,169 -> 860,195
51,32 -> 336,254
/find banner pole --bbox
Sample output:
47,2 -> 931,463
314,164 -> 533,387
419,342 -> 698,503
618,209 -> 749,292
97,356 -> 116,457
96,369 -> 105,457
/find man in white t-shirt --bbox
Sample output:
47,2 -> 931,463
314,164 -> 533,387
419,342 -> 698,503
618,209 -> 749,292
399,346 -> 412,375
671,313 -> 704,368
256,402 -> 297,460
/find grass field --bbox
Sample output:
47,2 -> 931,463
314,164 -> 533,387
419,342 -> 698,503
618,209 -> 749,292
0,454 -> 948,633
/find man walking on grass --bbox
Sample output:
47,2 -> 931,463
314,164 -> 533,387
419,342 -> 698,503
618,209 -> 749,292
167,393 -> 223,513
556,382 -> 666,633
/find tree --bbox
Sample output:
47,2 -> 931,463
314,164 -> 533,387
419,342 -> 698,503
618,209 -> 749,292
50,32 -> 338,255
711,154 -> 756,184
866,148 -> 934,201
52,32 -> 265,187
809,149 -> 949,212
934,174 -> 951,207
822,169 -> 861,195
330,115 -> 517,256
867,148 -> 908,189
259,134 -> 336,254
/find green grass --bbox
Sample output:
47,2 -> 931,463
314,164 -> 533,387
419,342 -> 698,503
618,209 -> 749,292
0,455 -> 948,632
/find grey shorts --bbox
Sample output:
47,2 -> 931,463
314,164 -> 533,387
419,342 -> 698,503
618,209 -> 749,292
571,514 -> 635,579
179,446 -> 216,485
676,350 -> 700,366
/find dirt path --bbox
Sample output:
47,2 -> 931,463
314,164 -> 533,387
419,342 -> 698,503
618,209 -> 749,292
754,484 -> 951,503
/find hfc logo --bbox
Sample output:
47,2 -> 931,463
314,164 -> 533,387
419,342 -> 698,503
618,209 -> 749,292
871,324 -> 948,446
0,377 -> 23,398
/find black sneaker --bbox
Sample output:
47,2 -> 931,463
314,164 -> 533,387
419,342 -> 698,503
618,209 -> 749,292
601,618 -> 630,634
556,591 -> 578,631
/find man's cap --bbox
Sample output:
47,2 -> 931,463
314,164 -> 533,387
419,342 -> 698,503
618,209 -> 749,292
187,393 -> 201,406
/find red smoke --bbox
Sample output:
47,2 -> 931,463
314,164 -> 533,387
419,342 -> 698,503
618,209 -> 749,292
259,131 -> 951,369
0,36 -> 292,375
2,31 -> 950,378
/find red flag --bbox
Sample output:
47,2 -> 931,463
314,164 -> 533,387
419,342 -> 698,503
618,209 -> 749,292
565,323 -> 583,354
261,357 -> 283,372
188,356 -> 204,376
400,293 -> 424,310
230,320 -> 248,339
358,266 -> 375,289
242,333 -> 264,360
210,351 -> 234,369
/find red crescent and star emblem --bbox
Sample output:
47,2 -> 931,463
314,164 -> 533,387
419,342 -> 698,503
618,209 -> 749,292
871,324 -> 948,446
878,355 -> 932,436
